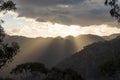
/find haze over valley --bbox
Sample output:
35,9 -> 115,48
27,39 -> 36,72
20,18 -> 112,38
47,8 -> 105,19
0,0 -> 120,80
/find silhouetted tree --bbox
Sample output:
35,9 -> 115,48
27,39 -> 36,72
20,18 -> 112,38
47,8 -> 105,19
63,68 -> 84,80
0,77 -> 14,80
0,0 -> 16,13
11,63 -> 84,80
44,68 -> 64,80
0,0 -> 19,69
44,68 -> 84,80
11,62 -> 48,80
105,0 -> 120,22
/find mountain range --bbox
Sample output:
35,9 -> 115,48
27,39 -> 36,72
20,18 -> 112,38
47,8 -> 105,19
1,33 -> 120,77
3,34 -> 105,68
103,33 -> 120,40
57,35 -> 120,80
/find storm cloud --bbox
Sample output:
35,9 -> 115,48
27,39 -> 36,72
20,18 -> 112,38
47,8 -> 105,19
14,0 -> 117,26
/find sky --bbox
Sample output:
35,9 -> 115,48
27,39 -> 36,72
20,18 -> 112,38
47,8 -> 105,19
1,0 -> 120,38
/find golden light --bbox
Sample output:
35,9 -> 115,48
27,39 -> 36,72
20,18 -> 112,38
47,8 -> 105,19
2,12 -> 120,38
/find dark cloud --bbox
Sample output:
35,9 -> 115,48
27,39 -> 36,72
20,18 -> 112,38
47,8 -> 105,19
14,0 -> 117,26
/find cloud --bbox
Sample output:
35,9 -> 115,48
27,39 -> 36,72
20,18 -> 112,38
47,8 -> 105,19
13,0 -> 118,26
5,22 -> 120,38
2,11 -> 120,38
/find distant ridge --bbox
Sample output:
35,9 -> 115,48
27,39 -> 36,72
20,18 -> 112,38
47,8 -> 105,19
57,35 -> 120,80
4,34 -> 105,68
0,34 -> 105,77
103,33 -> 120,40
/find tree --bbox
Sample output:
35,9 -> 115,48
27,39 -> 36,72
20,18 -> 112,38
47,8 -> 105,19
105,0 -> 120,22
0,0 -> 19,69
0,77 -> 14,80
44,68 -> 84,80
10,62 -> 48,80
11,63 -> 84,80
44,68 -> 64,80
63,68 -> 84,80
0,0 -> 16,13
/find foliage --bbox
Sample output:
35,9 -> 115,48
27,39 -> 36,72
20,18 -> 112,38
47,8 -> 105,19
105,0 -> 120,22
11,62 -> 48,75
0,0 -> 19,69
0,26 -> 19,69
0,0 -> 16,13
0,77 -> 14,80
11,63 -> 84,80
11,62 -> 48,80
44,68 -> 84,80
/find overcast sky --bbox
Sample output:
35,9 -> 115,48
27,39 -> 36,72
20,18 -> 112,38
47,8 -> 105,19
1,0 -> 120,38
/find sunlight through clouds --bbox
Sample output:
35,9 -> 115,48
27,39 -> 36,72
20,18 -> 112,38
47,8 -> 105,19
2,12 -> 120,38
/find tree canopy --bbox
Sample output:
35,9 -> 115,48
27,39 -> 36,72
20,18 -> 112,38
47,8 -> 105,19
11,62 -> 84,80
0,0 -> 16,13
0,0 -> 19,69
10,62 -> 48,75
105,0 -> 120,22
